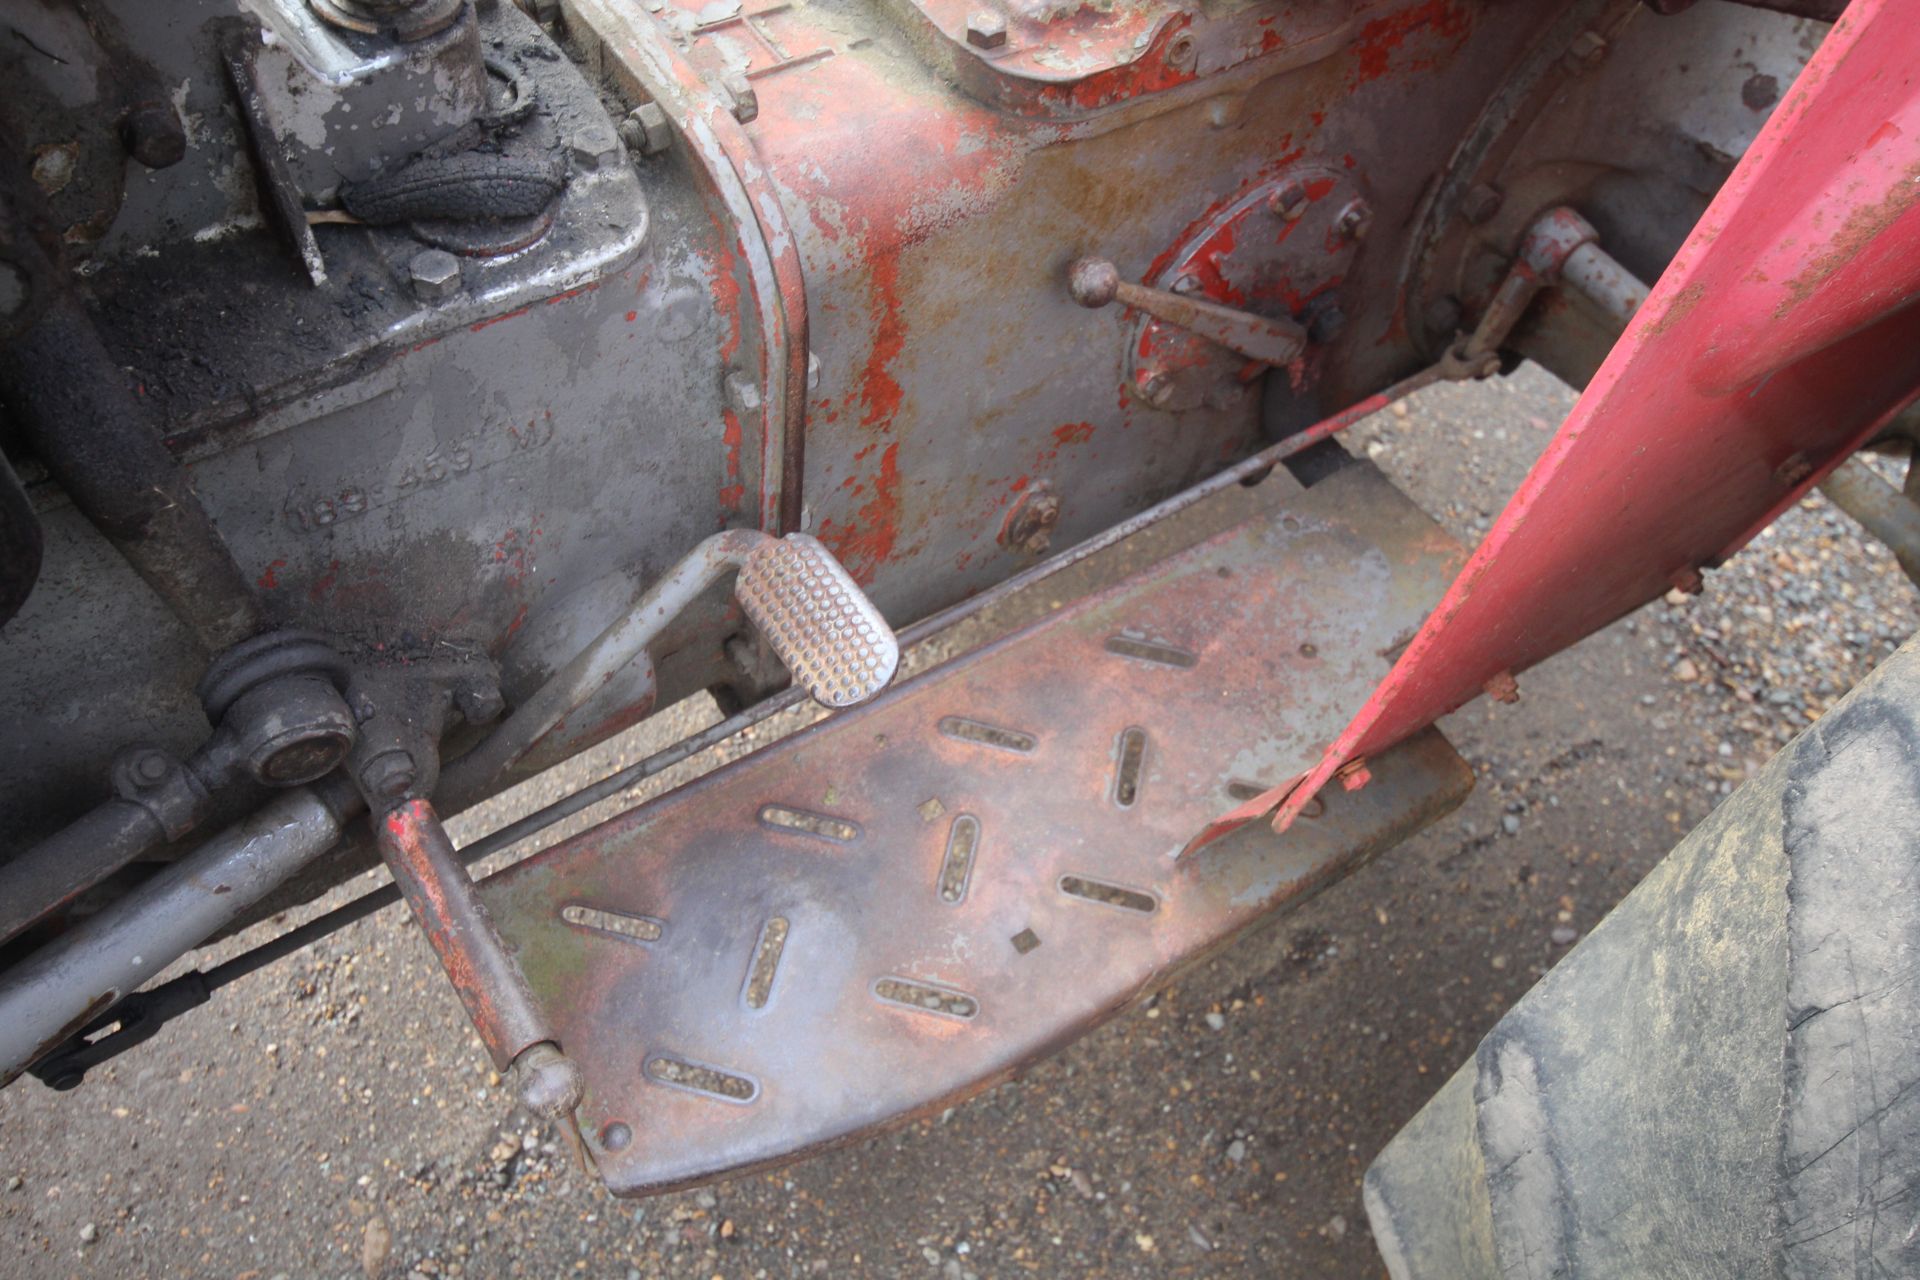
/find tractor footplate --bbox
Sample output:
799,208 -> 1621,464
480,464 -> 1473,1194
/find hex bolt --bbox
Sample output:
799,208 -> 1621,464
408,249 -> 461,302
358,748 -> 418,804
721,72 -> 759,124
725,370 -> 764,415
1461,182 -> 1502,225
1000,487 -> 1061,556
1335,199 -> 1373,242
966,11 -> 1008,48
1266,179 -> 1309,221
130,749 -> 171,787
1141,372 -> 1175,409
454,682 -> 505,727
568,122 -> 623,171
619,102 -> 673,157
1567,30 -> 1607,72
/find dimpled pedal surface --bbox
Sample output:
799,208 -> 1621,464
737,534 -> 900,708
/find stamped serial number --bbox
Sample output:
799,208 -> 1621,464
281,417 -> 554,534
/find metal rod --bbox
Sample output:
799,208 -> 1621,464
1560,240 -> 1650,326
373,799 -> 556,1071
0,243 -> 261,653
1820,454 -> 1920,583
436,528 -> 766,810
0,801 -> 167,947
0,787 -> 348,1082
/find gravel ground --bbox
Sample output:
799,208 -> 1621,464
3,363 -> 1915,1280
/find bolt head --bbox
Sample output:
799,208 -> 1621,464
569,122 -> 622,171
966,11 -> 1008,48
722,73 -> 758,124
131,749 -> 171,786
408,249 -> 461,301
454,683 -> 505,727
1171,273 -> 1201,296
1461,183 -> 1502,224
1335,199 -> 1373,241
359,749 -> 418,804
1266,179 -> 1308,221
1568,30 -> 1607,67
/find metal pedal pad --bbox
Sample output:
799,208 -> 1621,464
736,533 -> 900,708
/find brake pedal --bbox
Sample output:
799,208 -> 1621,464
737,534 -> 899,708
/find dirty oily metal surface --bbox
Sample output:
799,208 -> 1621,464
480,465 -> 1471,1193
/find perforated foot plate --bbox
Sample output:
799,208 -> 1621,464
480,465 -> 1474,1195
736,533 -> 899,708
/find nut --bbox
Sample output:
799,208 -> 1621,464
1266,178 -> 1308,221
1000,487 -> 1062,556
568,122 -> 622,171
966,11 -> 1008,48
1566,30 -> 1607,71
454,682 -> 505,727
358,748 -> 418,805
620,102 -> 673,157
1335,198 -> 1373,242
408,249 -> 461,301
1461,182 -> 1502,225
1140,372 -> 1175,409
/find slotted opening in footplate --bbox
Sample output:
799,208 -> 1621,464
481,464 -> 1474,1195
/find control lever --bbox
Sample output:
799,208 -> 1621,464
438,530 -> 899,810
1066,257 -> 1309,367
372,798 -> 585,1124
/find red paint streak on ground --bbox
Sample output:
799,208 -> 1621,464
1053,421 -> 1095,445
815,441 -> 900,584
256,559 -> 286,590
859,255 -> 905,429
625,310 -> 639,322
1350,0 -> 1470,88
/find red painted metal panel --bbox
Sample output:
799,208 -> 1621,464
1194,0 -> 1920,846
